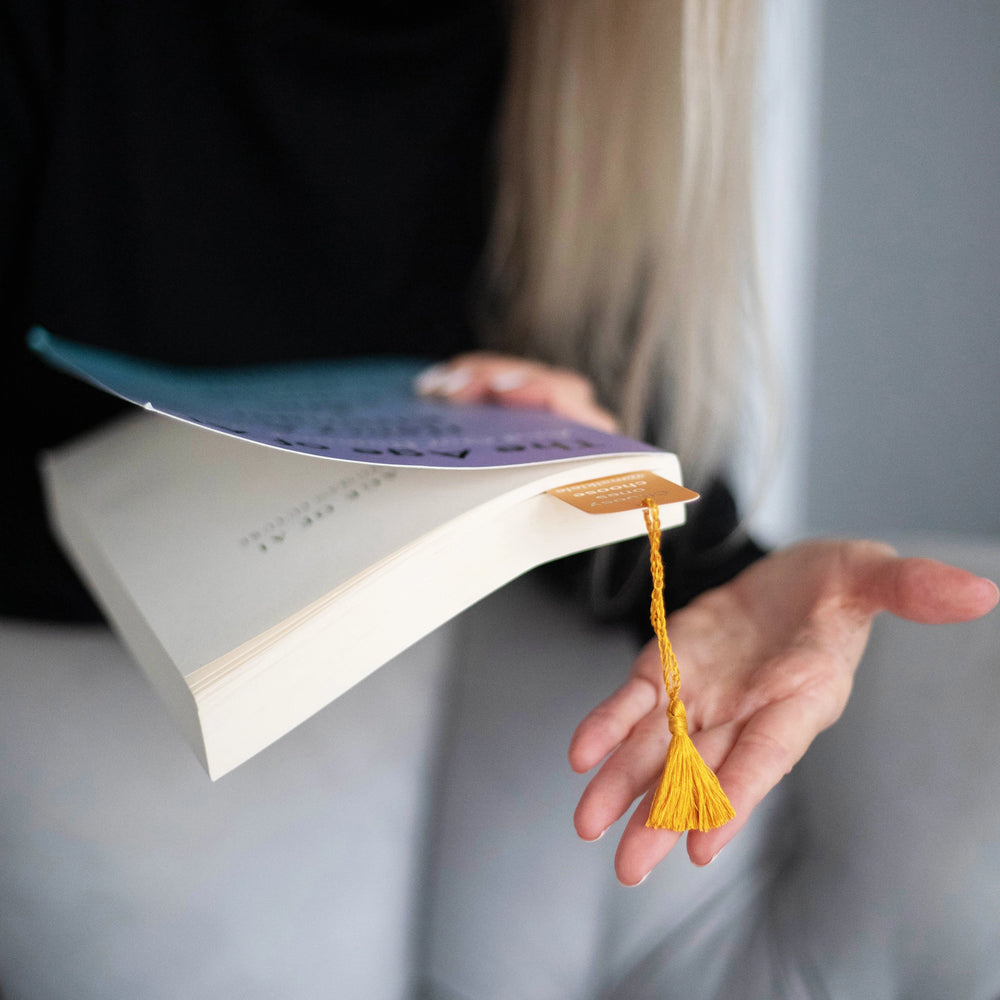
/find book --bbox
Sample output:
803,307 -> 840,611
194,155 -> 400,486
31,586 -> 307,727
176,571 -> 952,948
31,329 -> 697,779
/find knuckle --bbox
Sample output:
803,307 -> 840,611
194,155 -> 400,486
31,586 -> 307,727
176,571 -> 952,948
739,728 -> 798,779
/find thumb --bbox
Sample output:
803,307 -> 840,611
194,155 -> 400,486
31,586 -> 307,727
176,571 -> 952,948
860,554 -> 998,624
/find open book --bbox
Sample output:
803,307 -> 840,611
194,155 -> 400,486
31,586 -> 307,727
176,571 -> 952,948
32,329 -> 697,779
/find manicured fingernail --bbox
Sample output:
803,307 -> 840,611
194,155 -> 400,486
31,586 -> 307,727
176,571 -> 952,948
706,847 -> 724,866
581,826 -> 608,843
627,871 -> 651,887
438,368 -> 471,394
414,365 -> 448,394
489,370 -> 528,392
414,365 -> 470,396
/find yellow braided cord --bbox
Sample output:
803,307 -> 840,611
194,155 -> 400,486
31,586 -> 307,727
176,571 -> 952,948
642,501 -> 680,703
643,498 -> 735,832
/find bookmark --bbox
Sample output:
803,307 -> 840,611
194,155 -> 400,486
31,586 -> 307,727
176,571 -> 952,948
641,498 -> 734,831
548,471 -> 734,831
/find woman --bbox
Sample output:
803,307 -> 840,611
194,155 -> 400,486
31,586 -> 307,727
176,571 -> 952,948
1,1 -> 995,996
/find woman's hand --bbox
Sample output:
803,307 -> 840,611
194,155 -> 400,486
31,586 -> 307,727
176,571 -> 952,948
415,352 -> 619,433
569,540 -> 999,885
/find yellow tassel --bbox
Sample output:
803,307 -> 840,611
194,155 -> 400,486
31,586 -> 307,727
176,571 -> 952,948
643,499 -> 735,832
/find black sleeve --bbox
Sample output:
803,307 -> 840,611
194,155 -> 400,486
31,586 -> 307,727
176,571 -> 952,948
1,0 -> 109,620
545,478 -> 768,634
655,478 -> 768,613
0,0 -> 54,322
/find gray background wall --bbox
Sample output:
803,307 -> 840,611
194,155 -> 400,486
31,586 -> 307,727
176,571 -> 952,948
803,0 -> 1000,539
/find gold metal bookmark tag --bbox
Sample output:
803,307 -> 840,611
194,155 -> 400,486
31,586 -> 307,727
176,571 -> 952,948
547,471 -> 699,514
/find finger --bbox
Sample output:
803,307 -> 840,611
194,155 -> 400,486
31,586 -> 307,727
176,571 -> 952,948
573,692 -> 742,846
413,361 -> 470,396
613,791 -> 682,885
414,353 -> 544,395
855,553 -> 999,624
612,722 -> 738,884
573,710 -> 670,842
492,374 -> 619,433
685,686 -> 843,866
413,358 -> 493,399
568,673 -> 661,774
414,355 -> 620,433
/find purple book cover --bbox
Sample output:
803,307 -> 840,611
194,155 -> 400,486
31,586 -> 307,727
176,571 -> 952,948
30,328 -> 660,470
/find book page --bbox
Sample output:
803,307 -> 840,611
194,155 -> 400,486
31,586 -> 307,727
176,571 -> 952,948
30,328 -> 660,469
45,413 -> 673,678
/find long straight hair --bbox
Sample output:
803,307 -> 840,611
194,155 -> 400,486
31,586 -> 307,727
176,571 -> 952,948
485,0 -> 766,480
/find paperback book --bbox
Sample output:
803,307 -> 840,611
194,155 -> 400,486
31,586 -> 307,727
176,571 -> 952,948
32,329 -> 696,778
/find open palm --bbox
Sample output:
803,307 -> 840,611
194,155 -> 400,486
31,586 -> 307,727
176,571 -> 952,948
570,540 -> 998,884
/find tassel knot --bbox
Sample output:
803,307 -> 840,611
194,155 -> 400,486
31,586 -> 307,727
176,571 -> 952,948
666,698 -> 687,736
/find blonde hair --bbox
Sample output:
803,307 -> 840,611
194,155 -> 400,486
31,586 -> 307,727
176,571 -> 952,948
485,0 -> 765,480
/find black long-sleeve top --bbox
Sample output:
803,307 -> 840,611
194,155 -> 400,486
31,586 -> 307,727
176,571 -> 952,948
1,0 -> 763,622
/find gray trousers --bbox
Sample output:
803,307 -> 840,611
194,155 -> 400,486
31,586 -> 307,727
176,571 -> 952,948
2,538 -> 998,999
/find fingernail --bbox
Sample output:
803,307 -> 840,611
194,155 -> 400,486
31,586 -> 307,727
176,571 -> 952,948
581,826 -> 608,843
414,364 -> 448,394
627,871 -> 651,888
489,370 -> 528,392
438,368 -> 471,394
706,847 -> 724,866
414,365 -> 470,396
